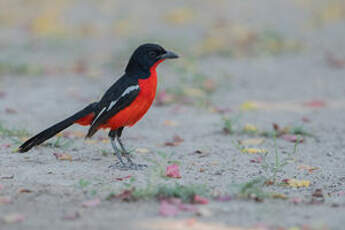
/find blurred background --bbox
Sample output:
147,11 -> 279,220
0,0 -> 345,125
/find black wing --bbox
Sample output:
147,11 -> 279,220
86,74 -> 140,137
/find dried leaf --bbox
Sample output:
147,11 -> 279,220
325,52 -> 345,69
210,106 -> 232,114
271,193 -> 288,200
5,108 -> 16,114
250,156 -> 263,163
164,135 -> 184,147
17,188 -> 33,193
312,189 -> 324,198
0,196 -> 11,205
115,175 -> 132,181
108,189 -> 135,202
243,124 -> 258,133
283,179 -> 310,188
241,148 -> 267,154
166,164 -> 182,178
163,120 -> 179,127
239,138 -> 264,146
135,148 -> 150,153
272,123 -> 280,131
53,153 -> 72,161
297,164 -> 319,173
3,213 -> 24,224
82,198 -> 100,208
240,101 -> 258,111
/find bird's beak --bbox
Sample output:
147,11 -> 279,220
159,50 -> 179,59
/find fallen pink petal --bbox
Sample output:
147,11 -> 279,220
303,100 -> 326,108
165,164 -> 182,178
159,200 -> 179,217
281,134 -> 304,143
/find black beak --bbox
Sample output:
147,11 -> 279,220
160,50 -> 179,59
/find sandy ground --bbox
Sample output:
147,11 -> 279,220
1,0 -> 345,229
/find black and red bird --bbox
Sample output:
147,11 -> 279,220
18,43 -> 178,170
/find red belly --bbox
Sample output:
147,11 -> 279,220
99,69 -> 158,130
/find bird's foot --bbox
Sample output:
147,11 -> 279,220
108,161 -> 147,171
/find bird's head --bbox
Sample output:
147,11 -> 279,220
125,43 -> 178,75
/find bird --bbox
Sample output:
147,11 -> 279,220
17,43 -> 179,170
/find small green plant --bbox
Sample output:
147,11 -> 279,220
0,122 -> 30,145
78,179 -> 91,189
0,123 -> 30,138
230,177 -> 270,201
222,114 -> 242,134
0,61 -> 44,76
230,134 -> 301,201
76,179 -> 98,197
260,135 -> 300,182
290,125 -> 313,137
108,183 -> 208,203
52,136 -> 73,149
154,184 -> 207,202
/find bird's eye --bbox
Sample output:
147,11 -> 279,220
148,51 -> 157,58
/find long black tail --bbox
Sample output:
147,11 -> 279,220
18,102 -> 98,153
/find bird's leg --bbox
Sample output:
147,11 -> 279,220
116,128 -> 147,170
116,134 -> 133,164
108,130 -> 126,169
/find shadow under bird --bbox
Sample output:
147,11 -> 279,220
18,43 -> 179,170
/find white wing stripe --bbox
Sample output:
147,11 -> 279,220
107,85 -> 139,111
91,107 -> 106,126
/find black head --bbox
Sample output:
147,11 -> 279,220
125,43 -> 178,74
